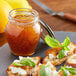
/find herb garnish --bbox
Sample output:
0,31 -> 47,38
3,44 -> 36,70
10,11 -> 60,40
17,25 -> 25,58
45,35 -> 70,59
60,65 -> 76,76
40,65 -> 51,76
12,58 -> 35,67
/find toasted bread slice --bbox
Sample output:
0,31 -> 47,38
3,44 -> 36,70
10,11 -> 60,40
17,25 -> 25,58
6,56 -> 41,76
68,42 -> 76,53
43,55 -> 70,65
6,64 -> 33,76
66,54 -> 76,68
32,61 -> 57,76
42,42 -> 76,65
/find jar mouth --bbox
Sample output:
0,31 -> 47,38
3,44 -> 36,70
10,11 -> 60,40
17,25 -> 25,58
9,8 -> 39,23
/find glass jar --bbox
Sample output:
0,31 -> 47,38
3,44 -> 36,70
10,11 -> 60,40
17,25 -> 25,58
5,8 -> 41,56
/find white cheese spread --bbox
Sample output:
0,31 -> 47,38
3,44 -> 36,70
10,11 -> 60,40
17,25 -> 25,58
66,66 -> 72,68
46,61 -> 54,68
50,71 -> 59,76
19,56 -> 23,60
10,67 -> 27,75
64,51 -> 69,56
13,59 -> 20,63
49,54 -> 55,60
39,63 -> 42,65
46,61 -> 59,76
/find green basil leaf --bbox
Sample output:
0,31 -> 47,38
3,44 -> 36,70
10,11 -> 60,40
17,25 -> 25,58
60,66 -> 76,75
20,58 -> 35,67
64,47 -> 70,51
45,35 -> 60,48
58,49 -> 66,59
40,65 -> 46,76
61,68 -> 69,76
66,68 -> 76,75
40,65 -> 51,76
60,66 -> 70,76
12,62 -> 23,66
62,37 -> 70,47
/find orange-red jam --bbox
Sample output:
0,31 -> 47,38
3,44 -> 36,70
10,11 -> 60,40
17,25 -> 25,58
6,8 -> 41,56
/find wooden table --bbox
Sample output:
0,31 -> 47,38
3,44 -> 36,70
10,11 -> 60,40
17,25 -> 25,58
29,0 -> 76,31
0,0 -> 76,47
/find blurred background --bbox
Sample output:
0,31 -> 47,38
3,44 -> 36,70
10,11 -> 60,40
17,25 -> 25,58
0,0 -> 76,46
29,0 -> 76,31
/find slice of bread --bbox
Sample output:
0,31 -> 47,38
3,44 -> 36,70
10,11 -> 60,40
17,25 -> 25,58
66,54 -> 76,68
32,62 -> 57,76
42,42 -> 76,65
6,56 -> 41,76
6,64 -> 33,76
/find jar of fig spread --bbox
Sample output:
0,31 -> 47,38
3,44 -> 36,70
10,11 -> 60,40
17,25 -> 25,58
5,8 -> 41,56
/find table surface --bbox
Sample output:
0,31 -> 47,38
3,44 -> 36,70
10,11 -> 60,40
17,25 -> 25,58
0,0 -> 76,47
28,0 -> 76,31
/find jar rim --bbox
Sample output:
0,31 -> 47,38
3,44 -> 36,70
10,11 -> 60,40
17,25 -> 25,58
8,8 -> 39,24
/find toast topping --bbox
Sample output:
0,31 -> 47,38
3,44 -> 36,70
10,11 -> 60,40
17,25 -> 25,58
8,56 -> 38,75
19,56 -> 37,63
50,71 -> 59,76
14,56 -> 37,63
13,60 -> 20,63
47,49 -> 70,61
66,66 -> 72,68
45,36 -> 70,59
64,50 -> 69,56
10,67 -> 27,75
49,54 -> 56,60
12,56 -> 36,67
40,62 -> 59,76
46,61 -> 55,70
59,65 -> 76,76
46,47 -> 62,56
32,61 -> 58,76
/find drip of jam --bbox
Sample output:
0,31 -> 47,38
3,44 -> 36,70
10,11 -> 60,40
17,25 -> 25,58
46,47 -> 62,56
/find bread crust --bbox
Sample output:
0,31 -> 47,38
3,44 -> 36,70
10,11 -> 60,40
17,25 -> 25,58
6,56 -> 41,76
32,64 -> 56,76
42,55 -> 72,65
42,42 -> 76,65
66,54 -> 76,68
